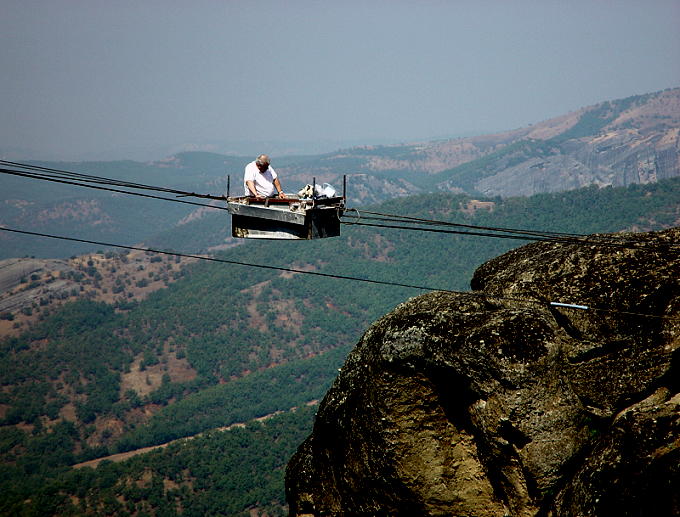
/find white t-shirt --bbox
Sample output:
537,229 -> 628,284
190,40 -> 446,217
244,161 -> 278,197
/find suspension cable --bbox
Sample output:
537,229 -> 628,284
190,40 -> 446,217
2,226 -> 678,322
0,167 -> 228,210
2,160 -> 677,254
0,227 -> 448,293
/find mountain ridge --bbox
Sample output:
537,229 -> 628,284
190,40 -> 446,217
279,87 -> 680,198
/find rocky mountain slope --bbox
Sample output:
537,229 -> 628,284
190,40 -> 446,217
278,87 -> 680,199
438,88 -> 680,197
286,228 -> 680,516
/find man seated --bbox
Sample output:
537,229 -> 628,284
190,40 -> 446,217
243,154 -> 286,199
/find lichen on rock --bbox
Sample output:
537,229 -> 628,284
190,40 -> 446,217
286,229 -> 680,516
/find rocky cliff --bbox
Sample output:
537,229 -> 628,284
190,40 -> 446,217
437,88 -> 680,197
286,228 -> 680,516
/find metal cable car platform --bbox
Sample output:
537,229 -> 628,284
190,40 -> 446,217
227,195 -> 345,240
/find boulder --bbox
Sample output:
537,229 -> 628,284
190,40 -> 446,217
286,228 -> 680,516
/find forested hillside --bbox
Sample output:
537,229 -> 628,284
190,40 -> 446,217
1,178 -> 680,515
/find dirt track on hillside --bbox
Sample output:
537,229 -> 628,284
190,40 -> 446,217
72,400 -> 318,469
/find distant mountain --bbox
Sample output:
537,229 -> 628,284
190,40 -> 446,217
140,87 -> 680,203
278,87 -> 680,198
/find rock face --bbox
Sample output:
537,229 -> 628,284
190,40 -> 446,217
439,89 -> 680,197
286,229 -> 680,516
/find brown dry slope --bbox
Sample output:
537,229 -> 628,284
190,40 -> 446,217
0,250 -> 197,336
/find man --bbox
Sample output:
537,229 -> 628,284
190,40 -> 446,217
243,154 -> 286,199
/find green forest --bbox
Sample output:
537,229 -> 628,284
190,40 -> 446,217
1,176 -> 680,515
2,407 -> 316,516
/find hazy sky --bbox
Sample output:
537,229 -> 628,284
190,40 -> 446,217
2,0 -> 679,160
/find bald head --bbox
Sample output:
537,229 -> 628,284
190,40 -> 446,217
255,154 -> 270,167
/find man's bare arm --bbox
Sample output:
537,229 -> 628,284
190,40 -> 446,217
273,178 -> 286,198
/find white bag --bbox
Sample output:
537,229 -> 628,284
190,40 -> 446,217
314,183 -> 336,198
